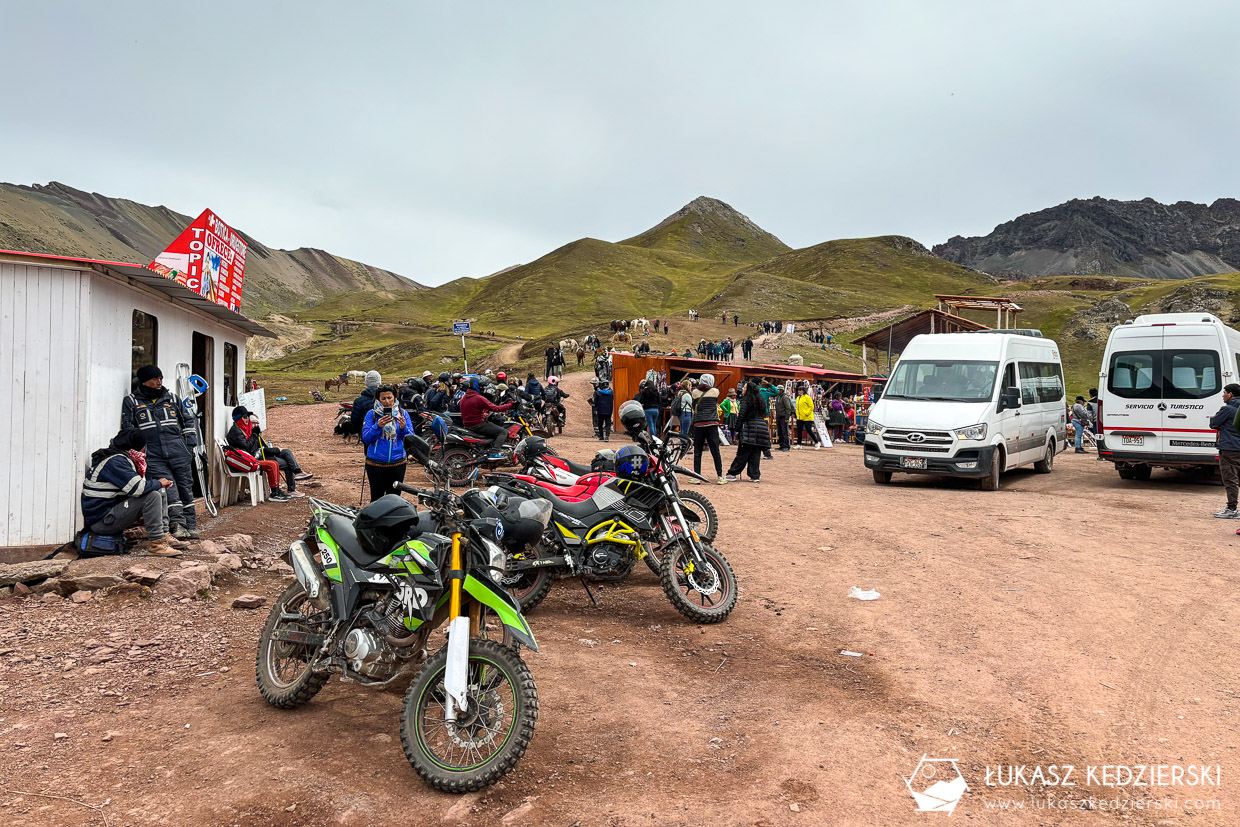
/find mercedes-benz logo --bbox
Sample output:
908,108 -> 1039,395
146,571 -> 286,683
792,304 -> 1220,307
908,433 -> 926,442
1157,402 -> 1167,412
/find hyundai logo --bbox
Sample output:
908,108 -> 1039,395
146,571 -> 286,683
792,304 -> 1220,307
907,433 -> 926,443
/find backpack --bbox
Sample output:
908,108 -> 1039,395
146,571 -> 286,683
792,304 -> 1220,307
671,391 -> 684,416
73,530 -> 127,557
224,448 -> 260,472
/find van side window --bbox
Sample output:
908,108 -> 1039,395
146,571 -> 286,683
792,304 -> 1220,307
1041,363 -> 1064,403
1003,363 -> 1017,394
1018,363 -> 1038,405
1018,362 -> 1065,405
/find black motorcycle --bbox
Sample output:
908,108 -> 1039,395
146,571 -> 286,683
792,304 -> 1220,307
428,407 -> 553,487
489,402 -> 738,624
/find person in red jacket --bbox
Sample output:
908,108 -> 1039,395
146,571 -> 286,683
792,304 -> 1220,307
459,380 -> 514,458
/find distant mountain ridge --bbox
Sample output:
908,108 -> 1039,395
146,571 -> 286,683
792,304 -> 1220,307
0,181 -> 423,317
620,196 -> 790,262
934,196 -> 1240,280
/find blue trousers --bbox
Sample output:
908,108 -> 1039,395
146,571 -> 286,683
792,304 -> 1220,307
644,408 -> 659,436
1072,421 -> 1085,449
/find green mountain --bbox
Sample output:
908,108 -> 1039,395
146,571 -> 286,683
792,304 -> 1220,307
0,181 -> 423,317
620,196 -> 790,262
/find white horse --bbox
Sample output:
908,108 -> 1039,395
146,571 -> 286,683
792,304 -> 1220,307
631,317 -> 650,335
559,338 -> 579,352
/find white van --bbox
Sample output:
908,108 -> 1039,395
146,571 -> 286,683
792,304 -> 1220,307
1098,313 -> 1240,480
863,331 -> 1067,490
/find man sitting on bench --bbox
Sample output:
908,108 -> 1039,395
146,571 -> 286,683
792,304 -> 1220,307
81,428 -> 181,556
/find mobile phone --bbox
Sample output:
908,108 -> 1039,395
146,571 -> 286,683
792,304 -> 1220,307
383,407 -> 393,416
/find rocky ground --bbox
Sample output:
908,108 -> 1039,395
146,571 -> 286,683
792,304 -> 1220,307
1,372 -> 1237,825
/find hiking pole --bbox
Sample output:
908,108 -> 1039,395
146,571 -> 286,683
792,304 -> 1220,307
359,465 -> 367,507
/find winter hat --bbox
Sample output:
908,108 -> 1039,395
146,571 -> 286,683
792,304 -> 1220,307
232,406 -> 252,422
110,427 -> 148,452
136,365 -> 162,384
364,370 -> 381,389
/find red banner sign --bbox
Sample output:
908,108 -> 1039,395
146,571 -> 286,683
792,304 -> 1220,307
147,209 -> 248,312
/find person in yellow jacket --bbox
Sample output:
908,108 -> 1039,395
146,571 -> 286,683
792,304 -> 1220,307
794,384 -> 821,450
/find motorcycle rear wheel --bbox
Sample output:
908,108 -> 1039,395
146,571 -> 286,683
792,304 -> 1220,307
660,541 -> 738,624
255,582 -> 330,709
400,639 -> 538,792
441,449 -> 477,487
676,490 -> 718,543
502,545 -> 554,613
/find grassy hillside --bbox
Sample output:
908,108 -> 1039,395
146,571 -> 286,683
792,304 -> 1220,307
620,196 -> 790,263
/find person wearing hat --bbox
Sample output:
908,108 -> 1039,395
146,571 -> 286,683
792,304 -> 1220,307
348,370 -> 382,436
1070,395 -> 1094,454
121,365 -> 202,539
227,406 -> 304,500
82,427 -> 182,555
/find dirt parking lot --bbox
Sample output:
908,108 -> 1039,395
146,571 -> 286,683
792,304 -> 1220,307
2,371 -> 1237,825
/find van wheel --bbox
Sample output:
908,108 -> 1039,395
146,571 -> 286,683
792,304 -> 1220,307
1118,464 -> 1152,481
1033,441 -> 1055,473
872,470 -> 892,484
979,451 -> 1002,491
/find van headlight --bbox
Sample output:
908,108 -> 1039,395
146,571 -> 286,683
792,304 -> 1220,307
866,419 -> 883,435
954,423 -> 987,440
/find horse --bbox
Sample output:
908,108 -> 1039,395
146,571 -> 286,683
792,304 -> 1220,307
324,375 -> 350,392
559,338 -> 579,352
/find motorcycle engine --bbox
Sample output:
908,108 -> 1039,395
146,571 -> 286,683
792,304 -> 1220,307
582,541 -> 634,581
343,628 -> 397,680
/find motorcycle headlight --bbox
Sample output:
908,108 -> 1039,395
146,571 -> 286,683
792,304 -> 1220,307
954,423 -> 987,440
481,538 -> 506,574
865,419 -> 883,435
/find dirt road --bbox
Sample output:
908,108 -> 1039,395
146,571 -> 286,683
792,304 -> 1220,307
2,370 -> 1236,825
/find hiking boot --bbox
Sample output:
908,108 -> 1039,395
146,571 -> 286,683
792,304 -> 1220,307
269,489 -> 290,503
1214,508 -> 1239,519
170,523 -> 190,540
751,477 -> 762,483
182,528 -> 201,540
143,537 -> 182,557
166,536 -> 191,551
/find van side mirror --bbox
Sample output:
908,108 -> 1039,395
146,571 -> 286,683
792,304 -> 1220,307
999,387 -> 1021,411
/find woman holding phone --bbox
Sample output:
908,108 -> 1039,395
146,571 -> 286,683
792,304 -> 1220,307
361,384 -> 412,502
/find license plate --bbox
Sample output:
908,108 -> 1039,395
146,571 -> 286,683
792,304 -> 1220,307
1121,436 -> 1144,446
901,457 -> 927,469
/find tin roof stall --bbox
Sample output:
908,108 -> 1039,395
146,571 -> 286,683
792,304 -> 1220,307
610,353 -> 740,400
0,250 -> 273,558
852,308 -> 990,375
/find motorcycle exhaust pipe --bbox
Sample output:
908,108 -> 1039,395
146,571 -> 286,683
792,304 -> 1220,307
289,540 -> 330,611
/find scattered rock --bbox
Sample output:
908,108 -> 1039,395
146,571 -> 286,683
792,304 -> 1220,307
0,586 -> 11,599
266,560 -> 294,576
61,572 -> 126,592
70,590 -> 93,604
285,804 -> 297,813
13,582 -> 33,597
789,803 -> 801,812
501,798 -> 537,825
101,731 -> 117,742
53,732 -> 69,741
232,594 -> 266,610
86,648 -> 116,664
52,549 -> 79,561
41,592 -> 62,603
123,565 -> 164,586
217,553 -> 243,571
216,534 -> 255,555
442,791 -> 483,824
159,566 -> 212,599
0,560 -> 68,586
198,540 -> 222,556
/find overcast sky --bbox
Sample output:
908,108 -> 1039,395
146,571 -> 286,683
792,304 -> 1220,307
3,1 -> 1237,285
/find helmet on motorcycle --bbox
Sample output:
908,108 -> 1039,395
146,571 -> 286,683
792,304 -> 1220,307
431,415 -> 450,442
496,371 -> 507,383
618,399 -> 647,434
438,372 -> 451,383
514,436 -> 551,466
614,445 -> 650,480
591,448 -> 616,473
354,494 -> 420,563
547,376 -> 559,386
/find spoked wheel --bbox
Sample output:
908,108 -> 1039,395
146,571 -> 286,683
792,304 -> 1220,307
400,639 -> 538,792
502,544 -> 554,613
659,541 -> 738,624
255,582 -> 330,708
676,491 -> 718,543
441,449 -> 478,488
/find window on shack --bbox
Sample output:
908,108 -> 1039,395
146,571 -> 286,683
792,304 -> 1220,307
131,310 -> 157,381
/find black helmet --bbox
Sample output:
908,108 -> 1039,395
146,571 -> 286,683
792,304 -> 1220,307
438,371 -> 451,383
497,496 -> 553,550
591,448 -> 616,473
514,436 -> 551,466
406,377 -> 427,394
618,400 -> 646,434
354,494 -> 420,559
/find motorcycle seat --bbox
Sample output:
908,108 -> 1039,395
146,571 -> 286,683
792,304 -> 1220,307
550,456 -> 593,477
527,485 -> 606,519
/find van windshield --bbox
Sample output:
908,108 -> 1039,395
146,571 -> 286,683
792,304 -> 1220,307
1108,349 -> 1221,400
884,360 -> 998,402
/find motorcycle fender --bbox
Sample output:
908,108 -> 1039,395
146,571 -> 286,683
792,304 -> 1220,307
463,572 -> 539,652
288,540 -> 329,610
444,615 -> 471,721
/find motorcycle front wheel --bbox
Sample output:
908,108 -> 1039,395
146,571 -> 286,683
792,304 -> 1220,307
400,639 -> 538,792
502,544 -> 554,613
660,541 -> 738,624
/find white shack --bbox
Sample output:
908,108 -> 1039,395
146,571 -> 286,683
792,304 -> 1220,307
0,250 -> 273,554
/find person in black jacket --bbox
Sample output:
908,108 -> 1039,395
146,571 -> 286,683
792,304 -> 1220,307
1211,383 -> 1240,518
725,381 -> 770,482
227,406 -> 300,500
82,427 -> 180,555
638,380 -> 661,435
592,380 -> 615,441
121,365 -> 200,539
349,371 -> 382,435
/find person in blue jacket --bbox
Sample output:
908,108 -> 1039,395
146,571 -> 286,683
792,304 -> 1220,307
592,379 -> 615,441
362,384 -> 412,502
525,372 -> 544,401
426,373 -> 450,413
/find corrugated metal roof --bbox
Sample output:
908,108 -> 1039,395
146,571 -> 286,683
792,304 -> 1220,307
0,249 -> 275,338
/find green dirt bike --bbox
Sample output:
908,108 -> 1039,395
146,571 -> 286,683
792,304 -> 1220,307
254,435 -> 547,792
